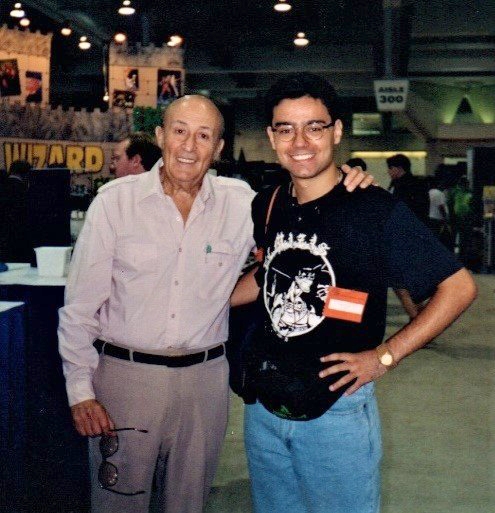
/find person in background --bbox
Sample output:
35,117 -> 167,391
58,92 -> 377,513
387,153 -> 429,224
447,176 -> 475,265
231,73 -> 477,513
386,154 -> 431,318
109,132 -> 162,178
427,176 -> 453,250
0,159 -> 32,262
345,157 -> 367,171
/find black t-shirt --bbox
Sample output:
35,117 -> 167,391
250,181 -> 461,420
389,173 -> 430,224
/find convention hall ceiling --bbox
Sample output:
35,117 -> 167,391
0,1 -> 494,106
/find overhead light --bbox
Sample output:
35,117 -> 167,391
114,31 -> 127,44
10,3 -> 25,18
78,36 -> 91,50
167,34 -> 183,47
61,21 -> 72,36
170,34 -> 183,45
294,32 -> 309,46
118,0 -> 135,15
274,0 -> 292,12
103,91 -> 109,102
19,17 -> 30,27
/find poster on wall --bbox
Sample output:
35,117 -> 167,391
157,69 -> 183,107
113,89 -> 135,109
0,59 -> 21,97
125,68 -> 139,92
25,71 -> 42,103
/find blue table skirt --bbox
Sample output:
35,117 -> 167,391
0,286 -> 89,513
0,302 -> 27,509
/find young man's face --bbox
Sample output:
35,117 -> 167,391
267,96 -> 343,182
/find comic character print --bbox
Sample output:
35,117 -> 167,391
263,233 -> 336,340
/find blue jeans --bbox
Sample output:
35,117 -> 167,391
244,383 -> 382,513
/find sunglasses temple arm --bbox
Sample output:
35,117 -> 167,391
109,428 -> 149,433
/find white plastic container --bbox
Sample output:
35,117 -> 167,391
34,246 -> 73,277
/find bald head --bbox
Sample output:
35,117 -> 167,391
163,95 -> 225,139
155,94 -> 226,190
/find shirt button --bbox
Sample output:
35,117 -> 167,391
218,262 -> 223,267
171,313 -> 176,319
176,217 -> 181,222
174,280 -> 179,286
178,247 -> 182,253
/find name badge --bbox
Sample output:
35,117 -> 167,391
323,286 -> 368,323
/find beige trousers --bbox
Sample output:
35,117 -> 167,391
89,345 -> 229,513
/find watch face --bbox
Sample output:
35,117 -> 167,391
381,353 -> 393,366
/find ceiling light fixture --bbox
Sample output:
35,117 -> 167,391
78,36 -> 91,50
10,3 -> 25,18
118,0 -> 135,16
274,0 -> 292,12
294,32 -> 309,46
167,34 -> 183,47
19,17 -> 30,27
103,91 -> 109,102
61,21 -> 72,36
114,31 -> 127,44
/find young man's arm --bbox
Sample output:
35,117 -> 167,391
319,267 -> 477,395
231,266 -> 260,307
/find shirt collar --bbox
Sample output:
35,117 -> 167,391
137,158 -> 215,206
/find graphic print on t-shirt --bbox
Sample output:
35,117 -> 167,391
263,232 -> 336,340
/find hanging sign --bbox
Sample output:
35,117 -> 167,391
374,79 -> 409,111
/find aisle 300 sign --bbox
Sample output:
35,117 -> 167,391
374,80 -> 409,112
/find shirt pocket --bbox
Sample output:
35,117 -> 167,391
114,242 -> 158,280
198,241 -> 241,300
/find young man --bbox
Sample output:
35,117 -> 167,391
232,74 -> 477,513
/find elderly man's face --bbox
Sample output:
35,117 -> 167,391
156,96 -> 224,188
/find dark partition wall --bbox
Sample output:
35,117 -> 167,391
468,147 -> 495,227
28,168 -> 72,265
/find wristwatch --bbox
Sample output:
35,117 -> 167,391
376,342 -> 396,368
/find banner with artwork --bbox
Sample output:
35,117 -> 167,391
0,59 -> 21,97
25,71 -> 42,103
0,26 -> 51,105
124,68 -> 139,92
157,69 -> 183,107
109,43 -> 184,109
112,90 -> 135,109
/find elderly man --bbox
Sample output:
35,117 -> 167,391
58,94 -> 373,513
232,74 -> 477,513
109,131 -> 162,177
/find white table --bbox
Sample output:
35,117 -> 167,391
0,264 -> 67,287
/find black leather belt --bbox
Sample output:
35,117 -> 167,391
93,339 -> 224,367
